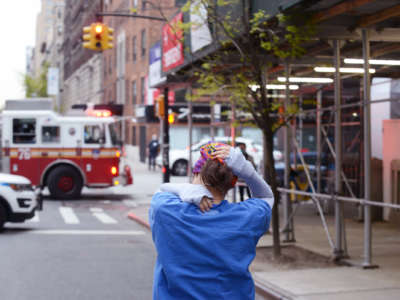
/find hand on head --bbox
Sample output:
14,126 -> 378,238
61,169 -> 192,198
211,144 -> 231,162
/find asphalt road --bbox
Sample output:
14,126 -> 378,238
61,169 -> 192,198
0,192 -> 155,300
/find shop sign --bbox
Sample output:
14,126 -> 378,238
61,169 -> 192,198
162,13 -> 184,72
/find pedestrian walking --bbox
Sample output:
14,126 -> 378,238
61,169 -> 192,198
236,142 -> 256,202
150,142 -> 274,300
148,134 -> 160,171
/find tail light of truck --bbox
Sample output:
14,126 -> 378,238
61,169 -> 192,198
111,166 -> 118,176
116,150 -> 121,158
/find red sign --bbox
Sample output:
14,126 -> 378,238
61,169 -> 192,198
153,89 -> 175,105
162,13 -> 184,72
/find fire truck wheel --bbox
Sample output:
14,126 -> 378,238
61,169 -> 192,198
0,203 -> 6,230
47,166 -> 83,200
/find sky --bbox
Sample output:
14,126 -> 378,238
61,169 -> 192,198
0,0 -> 41,107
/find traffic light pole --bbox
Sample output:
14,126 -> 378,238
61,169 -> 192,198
162,87 -> 170,183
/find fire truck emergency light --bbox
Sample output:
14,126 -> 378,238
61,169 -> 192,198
86,109 -> 112,117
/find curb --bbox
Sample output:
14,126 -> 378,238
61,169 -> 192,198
127,212 -> 150,230
126,212 -> 289,300
254,279 -> 292,300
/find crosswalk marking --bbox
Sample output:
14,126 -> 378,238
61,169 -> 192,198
93,212 -> 118,224
90,207 -> 118,224
31,229 -> 145,236
123,200 -> 138,207
59,207 -> 80,224
28,206 -> 123,225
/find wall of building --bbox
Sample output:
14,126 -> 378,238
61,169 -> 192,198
62,0 -> 103,110
102,0 -> 176,161
63,54 -> 103,108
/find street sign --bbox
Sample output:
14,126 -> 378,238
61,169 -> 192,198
47,67 -> 59,96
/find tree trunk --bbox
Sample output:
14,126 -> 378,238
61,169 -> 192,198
263,128 -> 281,258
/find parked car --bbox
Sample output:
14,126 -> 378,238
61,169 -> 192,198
0,173 -> 40,230
157,136 -> 283,176
275,152 -> 329,188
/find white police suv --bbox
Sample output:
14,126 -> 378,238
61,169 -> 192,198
0,173 -> 40,230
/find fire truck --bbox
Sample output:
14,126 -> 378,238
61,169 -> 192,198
1,99 -> 132,199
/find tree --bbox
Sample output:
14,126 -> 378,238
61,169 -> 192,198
180,0 -> 314,257
22,62 -> 49,98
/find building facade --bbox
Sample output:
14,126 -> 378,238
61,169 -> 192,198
34,0 -> 65,76
103,0 -> 176,161
63,0 -> 103,111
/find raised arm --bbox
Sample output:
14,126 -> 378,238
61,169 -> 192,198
213,146 -> 274,208
159,183 -> 213,205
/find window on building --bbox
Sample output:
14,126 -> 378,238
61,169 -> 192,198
126,38 -> 129,62
109,54 -> 112,74
13,118 -> 36,144
142,0 -> 147,10
132,36 -> 137,61
84,125 -> 105,144
141,30 -> 146,57
132,80 -> 137,104
140,77 -> 145,104
114,47 -> 117,70
42,126 -> 60,143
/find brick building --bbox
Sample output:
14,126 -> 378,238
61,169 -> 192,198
103,0 -> 177,162
63,0 -> 103,110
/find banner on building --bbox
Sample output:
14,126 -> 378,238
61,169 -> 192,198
190,0 -> 212,53
149,41 -> 166,87
47,67 -> 59,96
162,12 -> 184,72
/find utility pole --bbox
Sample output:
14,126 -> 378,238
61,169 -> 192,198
162,87 -> 170,183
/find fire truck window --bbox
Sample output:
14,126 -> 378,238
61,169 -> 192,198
13,118 -> 36,144
84,125 -> 105,144
42,126 -> 60,143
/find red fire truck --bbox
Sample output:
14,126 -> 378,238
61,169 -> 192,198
1,99 -> 132,199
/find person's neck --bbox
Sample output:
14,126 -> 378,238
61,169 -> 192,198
208,190 -> 225,205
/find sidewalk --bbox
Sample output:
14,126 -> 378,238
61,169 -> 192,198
123,156 -> 400,300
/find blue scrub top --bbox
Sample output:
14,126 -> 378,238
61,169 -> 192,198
150,192 -> 271,300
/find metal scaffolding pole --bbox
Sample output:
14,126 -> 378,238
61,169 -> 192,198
333,40 -> 344,259
316,90 -> 322,194
283,62 -> 295,242
362,29 -> 376,269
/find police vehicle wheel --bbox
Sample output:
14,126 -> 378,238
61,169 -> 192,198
172,160 -> 188,176
0,202 -> 6,230
48,166 -> 83,200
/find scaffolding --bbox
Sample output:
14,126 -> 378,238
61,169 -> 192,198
277,2 -> 400,267
163,0 -> 400,268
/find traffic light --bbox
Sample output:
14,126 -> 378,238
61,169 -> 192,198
93,23 -> 104,50
102,26 -> 114,50
155,95 -> 165,118
82,26 -> 93,49
82,23 -> 114,51
168,113 -> 176,124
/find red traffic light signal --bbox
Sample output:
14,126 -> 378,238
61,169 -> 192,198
82,23 -> 114,51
